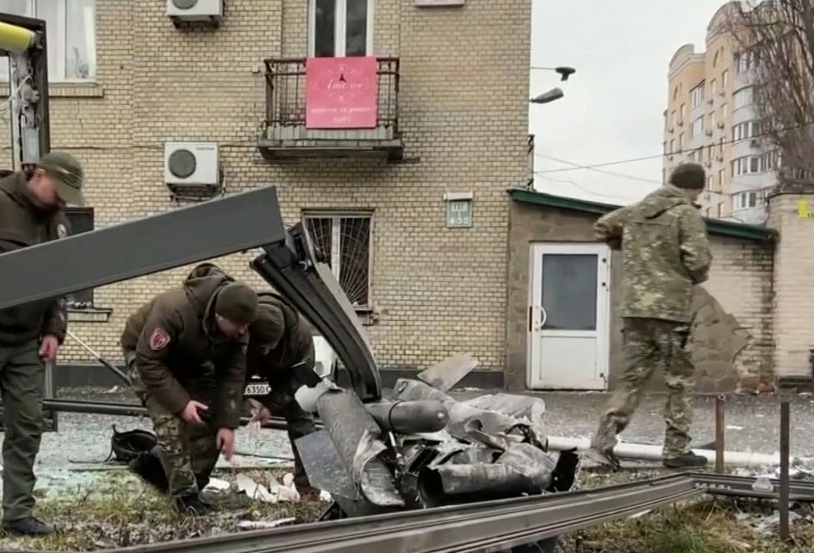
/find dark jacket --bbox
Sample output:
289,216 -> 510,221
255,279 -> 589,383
0,172 -> 69,346
246,292 -> 316,403
120,264 -> 248,429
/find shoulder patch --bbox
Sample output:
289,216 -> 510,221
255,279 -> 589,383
149,327 -> 171,351
56,223 -> 67,239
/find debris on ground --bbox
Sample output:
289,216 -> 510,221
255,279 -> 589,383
0,469 -> 325,552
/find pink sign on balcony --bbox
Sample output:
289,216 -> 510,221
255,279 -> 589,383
305,56 -> 378,129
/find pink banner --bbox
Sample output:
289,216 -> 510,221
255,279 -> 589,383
305,56 -> 378,129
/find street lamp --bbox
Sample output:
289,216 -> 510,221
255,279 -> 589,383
530,87 -> 564,105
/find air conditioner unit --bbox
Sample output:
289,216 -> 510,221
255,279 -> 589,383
717,122 -> 725,129
707,97 -> 714,105
705,129 -> 713,136
166,0 -> 223,25
749,139 -> 759,148
717,155 -> 724,161
164,142 -> 221,192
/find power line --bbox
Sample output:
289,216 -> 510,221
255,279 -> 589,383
533,119 -> 814,174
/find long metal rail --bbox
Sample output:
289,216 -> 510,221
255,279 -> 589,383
34,473 -> 812,553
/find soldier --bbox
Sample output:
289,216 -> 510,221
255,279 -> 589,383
0,152 -> 85,536
589,163 -> 712,470
243,290 -> 323,498
120,264 -> 259,514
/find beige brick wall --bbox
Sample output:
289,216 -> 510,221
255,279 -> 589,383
3,0 -> 532,372
768,193 -> 814,378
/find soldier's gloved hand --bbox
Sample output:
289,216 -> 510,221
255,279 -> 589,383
180,400 -> 208,425
216,428 -> 235,461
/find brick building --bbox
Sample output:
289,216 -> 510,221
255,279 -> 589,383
1,1 -> 811,394
0,0 -> 531,381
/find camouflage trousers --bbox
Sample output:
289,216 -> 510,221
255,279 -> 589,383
593,317 -> 695,460
262,386 -> 316,491
124,350 -> 220,498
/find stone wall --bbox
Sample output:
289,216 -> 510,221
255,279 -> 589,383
506,199 -> 774,392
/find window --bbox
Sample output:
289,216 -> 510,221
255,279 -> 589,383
718,169 -> 725,188
732,156 -> 761,176
691,116 -> 704,138
690,83 -> 705,108
734,191 -> 766,210
717,202 -> 723,218
721,70 -> 728,90
709,111 -> 716,130
669,139 -> 674,154
680,103 -> 686,123
309,0 -> 373,57
0,0 -> 97,81
733,120 -> 761,141
303,212 -> 372,308
710,79 -> 717,96
64,207 -> 94,307
713,51 -> 719,68
707,144 -> 714,161
718,137 -> 725,156
671,110 -> 676,127
706,176 -> 713,189
733,87 -> 753,109
721,103 -> 728,120
678,133 -> 684,151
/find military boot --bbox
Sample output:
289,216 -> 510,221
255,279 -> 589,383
3,517 -> 55,536
129,448 -> 169,494
663,452 -> 708,470
175,494 -> 211,516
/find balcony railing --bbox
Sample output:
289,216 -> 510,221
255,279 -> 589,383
260,57 -> 403,159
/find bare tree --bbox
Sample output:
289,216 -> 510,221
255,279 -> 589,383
727,0 -> 814,184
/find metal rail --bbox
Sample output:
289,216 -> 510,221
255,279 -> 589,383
32,473 -> 811,553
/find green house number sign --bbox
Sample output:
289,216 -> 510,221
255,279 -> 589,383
446,199 -> 472,228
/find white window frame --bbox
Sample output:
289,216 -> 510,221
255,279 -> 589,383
302,210 -> 374,309
308,0 -> 374,57
0,0 -> 96,82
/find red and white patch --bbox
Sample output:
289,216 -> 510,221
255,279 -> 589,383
148,327 -> 171,351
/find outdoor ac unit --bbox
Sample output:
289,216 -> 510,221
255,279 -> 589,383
749,139 -> 759,148
164,142 -> 220,187
717,122 -> 725,129
166,0 -> 223,24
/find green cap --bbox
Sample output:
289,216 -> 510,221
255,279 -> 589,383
215,282 -> 259,325
669,163 -> 706,190
37,151 -> 85,206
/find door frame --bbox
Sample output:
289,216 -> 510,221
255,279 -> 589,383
526,242 -> 611,390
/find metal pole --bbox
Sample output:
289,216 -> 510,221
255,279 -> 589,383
779,398 -> 790,540
66,329 -> 132,385
714,394 -> 725,473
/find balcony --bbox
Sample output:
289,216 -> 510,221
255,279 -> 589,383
259,57 -> 403,161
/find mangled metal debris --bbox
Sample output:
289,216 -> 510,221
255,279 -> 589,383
294,357 -> 580,519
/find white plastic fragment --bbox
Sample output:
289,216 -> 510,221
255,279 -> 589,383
236,518 -> 297,530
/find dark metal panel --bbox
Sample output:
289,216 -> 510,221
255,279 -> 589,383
252,222 -> 382,402
0,186 -> 286,309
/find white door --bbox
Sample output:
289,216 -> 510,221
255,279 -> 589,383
527,242 -> 611,390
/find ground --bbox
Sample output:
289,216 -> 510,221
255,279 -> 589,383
0,387 -> 812,551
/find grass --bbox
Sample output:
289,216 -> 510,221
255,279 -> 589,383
0,469 -> 326,552
560,466 -> 814,553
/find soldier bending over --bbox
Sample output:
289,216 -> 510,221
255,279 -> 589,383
120,265 -> 258,514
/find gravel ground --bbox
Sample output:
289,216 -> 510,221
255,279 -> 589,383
1,386 -> 812,497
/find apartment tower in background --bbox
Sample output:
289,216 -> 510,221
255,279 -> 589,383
663,2 -> 775,225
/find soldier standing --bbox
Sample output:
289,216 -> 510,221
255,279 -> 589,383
0,153 -> 85,536
120,265 -> 259,514
243,290 -> 322,499
590,163 -> 712,470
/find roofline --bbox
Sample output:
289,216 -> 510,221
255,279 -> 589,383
507,187 -> 775,242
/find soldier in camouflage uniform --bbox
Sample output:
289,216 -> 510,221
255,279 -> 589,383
120,266 -> 259,514
590,163 -> 712,470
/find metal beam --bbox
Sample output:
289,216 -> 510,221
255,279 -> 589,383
0,186 -> 286,309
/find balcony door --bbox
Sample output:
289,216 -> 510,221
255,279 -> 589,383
309,0 -> 373,57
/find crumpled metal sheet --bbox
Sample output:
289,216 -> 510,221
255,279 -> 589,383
424,443 -> 557,499
392,379 -> 545,446
463,393 -> 547,429
315,389 -> 404,507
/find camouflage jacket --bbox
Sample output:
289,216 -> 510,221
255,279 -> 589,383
594,185 -> 712,323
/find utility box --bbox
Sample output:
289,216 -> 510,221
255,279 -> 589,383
166,0 -> 223,27
163,142 -> 222,201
